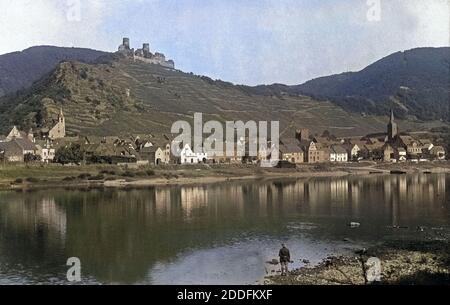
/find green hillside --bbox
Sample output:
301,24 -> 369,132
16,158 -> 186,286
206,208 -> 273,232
0,57 -> 446,138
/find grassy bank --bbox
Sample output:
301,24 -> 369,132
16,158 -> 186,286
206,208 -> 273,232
0,163 -> 340,190
0,161 -> 448,191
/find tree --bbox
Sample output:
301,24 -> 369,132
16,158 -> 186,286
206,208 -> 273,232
24,153 -> 41,163
370,148 -> 384,161
321,130 -> 331,138
55,144 -> 84,165
321,130 -> 337,141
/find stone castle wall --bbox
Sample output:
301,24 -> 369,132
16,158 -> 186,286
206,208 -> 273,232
117,38 -> 175,69
133,55 -> 175,69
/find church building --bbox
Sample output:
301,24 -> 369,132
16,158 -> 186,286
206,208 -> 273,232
48,108 -> 66,140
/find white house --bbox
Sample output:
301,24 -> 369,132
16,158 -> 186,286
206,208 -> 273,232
348,144 -> 360,159
151,143 -> 171,165
398,147 -> 407,162
180,144 -> 207,164
41,147 -> 55,163
330,145 -> 348,163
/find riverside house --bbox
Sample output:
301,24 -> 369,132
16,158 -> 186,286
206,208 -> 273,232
180,144 -> 207,164
279,138 -> 304,164
330,145 -> 348,163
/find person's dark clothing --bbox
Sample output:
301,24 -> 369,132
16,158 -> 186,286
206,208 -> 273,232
279,247 -> 291,263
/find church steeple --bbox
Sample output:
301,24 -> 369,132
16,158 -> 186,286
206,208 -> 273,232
387,109 -> 398,141
58,107 -> 64,123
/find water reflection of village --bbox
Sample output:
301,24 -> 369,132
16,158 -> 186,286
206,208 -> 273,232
0,174 -> 448,284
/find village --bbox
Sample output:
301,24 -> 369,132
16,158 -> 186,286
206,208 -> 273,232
0,108 -> 447,167
0,1 -> 450,289
1,38 -> 445,169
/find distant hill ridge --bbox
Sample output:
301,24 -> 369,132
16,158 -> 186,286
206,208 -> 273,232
240,47 -> 449,121
0,46 -> 107,97
283,47 -> 449,121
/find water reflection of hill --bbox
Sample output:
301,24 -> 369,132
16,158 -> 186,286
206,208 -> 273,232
0,174 -> 447,284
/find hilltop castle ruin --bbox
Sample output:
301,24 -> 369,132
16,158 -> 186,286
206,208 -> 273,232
117,38 -> 175,69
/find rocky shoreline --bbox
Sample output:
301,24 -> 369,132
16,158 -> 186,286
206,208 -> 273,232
265,238 -> 450,285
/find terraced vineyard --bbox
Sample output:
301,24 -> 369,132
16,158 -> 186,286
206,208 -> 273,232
0,58 -> 445,138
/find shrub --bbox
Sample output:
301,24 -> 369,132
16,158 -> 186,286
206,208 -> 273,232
313,164 -> 328,171
88,174 -> 105,181
14,178 -> 23,184
24,153 -> 41,163
146,170 -> 155,176
100,170 -> 116,175
79,69 -> 88,80
97,79 -> 105,88
78,173 -> 92,180
25,177 -> 39,183
63,176 -> 76,181
121,171 -> 135,178
55,144 -> 85,165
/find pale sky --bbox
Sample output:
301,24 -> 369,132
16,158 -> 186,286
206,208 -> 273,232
0,0 -> 449,85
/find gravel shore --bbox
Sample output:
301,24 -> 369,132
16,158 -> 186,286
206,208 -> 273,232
265,239 -> 450,285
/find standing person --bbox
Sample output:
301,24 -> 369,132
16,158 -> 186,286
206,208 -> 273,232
279,244 -> 291,276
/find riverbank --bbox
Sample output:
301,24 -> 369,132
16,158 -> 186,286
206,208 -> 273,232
0,161 -> 449,191
265,238 -> 450,285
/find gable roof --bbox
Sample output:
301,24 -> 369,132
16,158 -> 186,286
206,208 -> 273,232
140,146 -> 158,153
365,141 -> 385,150
12,138 -> 36,151
399,135 -> 419,146
0,141 -> 23,156
349,140 -> 369,147
431,146 -> 445,153
331,145 -> 347,154
419,138 -> 433,145
280,143 -> 303,154
313,137 -> 340,146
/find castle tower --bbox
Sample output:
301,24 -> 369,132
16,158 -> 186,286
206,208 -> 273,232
118,38 -> 131,53
142,43 -> 150,58
387,109 -> 398,141
123,38 -> 130,49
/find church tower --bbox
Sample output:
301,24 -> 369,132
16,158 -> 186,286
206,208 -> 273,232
387,109 -> 398,141
49,108 -> 66,139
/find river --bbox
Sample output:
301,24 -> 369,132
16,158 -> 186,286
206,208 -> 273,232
0,173 -> 448,285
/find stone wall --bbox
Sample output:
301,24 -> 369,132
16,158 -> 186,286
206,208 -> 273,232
133,55 -> 175,69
